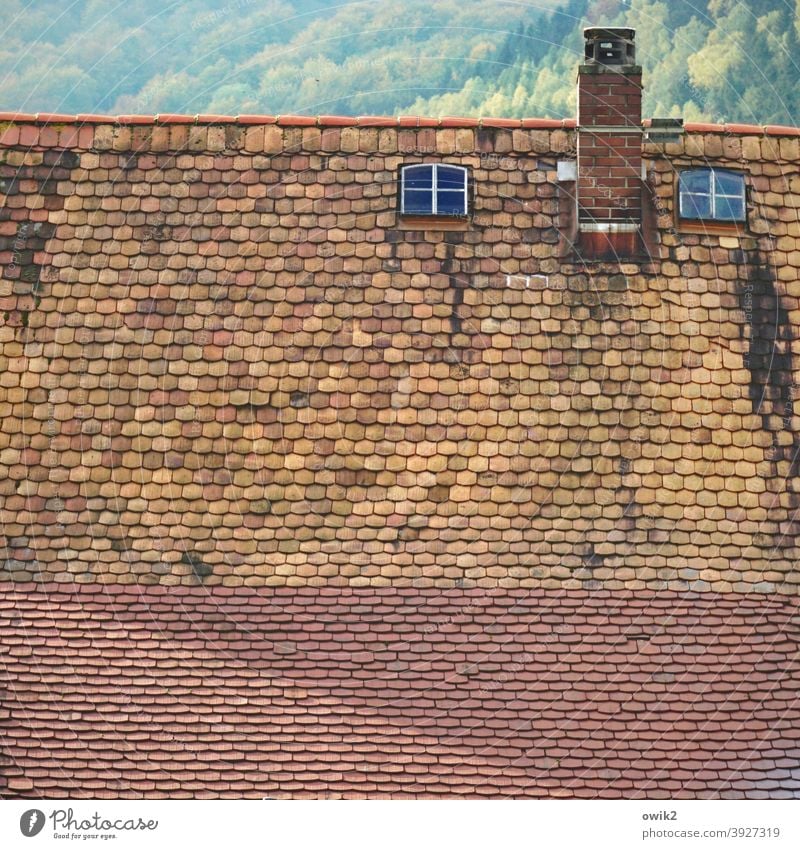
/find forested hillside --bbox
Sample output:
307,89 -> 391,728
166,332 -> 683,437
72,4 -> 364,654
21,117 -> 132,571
416,0 -> 800,125
0,0 -> 798,125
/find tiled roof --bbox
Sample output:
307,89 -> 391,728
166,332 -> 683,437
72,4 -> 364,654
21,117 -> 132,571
1,585 -> 798,798
2,118 -> 800,589
0,112 -> 799,135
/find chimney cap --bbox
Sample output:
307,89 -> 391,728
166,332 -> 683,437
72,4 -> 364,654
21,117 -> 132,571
584,27 -> 635,41
583,27 -> 636,67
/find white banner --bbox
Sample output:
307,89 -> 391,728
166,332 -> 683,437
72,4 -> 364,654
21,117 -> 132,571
0,799 -> 797,849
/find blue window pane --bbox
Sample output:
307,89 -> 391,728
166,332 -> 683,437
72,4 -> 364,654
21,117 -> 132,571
437,166 -> 466,191
680,170 -> 711,194
437,190 -> 466,215
715,195 -> 745,221
714,170 -> 744,196
679,168 -> 746,222
680,192 -> 711,219
404,166 -> 433,190
402,164 -> 468,216
404,190 -> 434,214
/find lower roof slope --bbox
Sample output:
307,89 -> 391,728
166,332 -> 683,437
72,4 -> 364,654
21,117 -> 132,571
1,585 -> 799,799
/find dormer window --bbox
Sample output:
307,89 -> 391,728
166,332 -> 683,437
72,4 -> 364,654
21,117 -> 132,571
678,168 -> 746,223
400,164 -> 469,217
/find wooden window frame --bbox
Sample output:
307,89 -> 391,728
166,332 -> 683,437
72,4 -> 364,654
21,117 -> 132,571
399,163 -> 471,229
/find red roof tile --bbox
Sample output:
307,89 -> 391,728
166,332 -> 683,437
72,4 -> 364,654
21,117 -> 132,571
1,586 -> 798,799
30,112 -> 75,124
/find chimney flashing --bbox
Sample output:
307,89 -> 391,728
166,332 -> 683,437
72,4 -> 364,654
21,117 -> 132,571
579,125 -> 643,133
579,221 -> 640,233
577,63 -> 642,76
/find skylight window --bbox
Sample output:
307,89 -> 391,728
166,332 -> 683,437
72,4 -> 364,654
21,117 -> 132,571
678,168 -> 746,223
401,164 -> 469,216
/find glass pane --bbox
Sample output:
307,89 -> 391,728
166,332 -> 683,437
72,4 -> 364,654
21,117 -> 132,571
403,189 -> 434,215
437,166 -> 466,191
436,190 -> 466,215
403,166 -> 433,190
714,194 -> 746,221
680,170 -> 711,194
680,192 -> 711,219
714,170 -> 744,196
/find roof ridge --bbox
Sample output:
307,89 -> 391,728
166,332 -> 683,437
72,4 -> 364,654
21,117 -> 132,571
0,112 -> 798,135
0,112 -> 575,130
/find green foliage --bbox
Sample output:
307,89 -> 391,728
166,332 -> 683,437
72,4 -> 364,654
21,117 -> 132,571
0,0 -> 798,124
414,0 -> 800,124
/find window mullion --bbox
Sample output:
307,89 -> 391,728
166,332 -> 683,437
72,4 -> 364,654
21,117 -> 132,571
432,164 -> 438,215
710,172 -> 717,219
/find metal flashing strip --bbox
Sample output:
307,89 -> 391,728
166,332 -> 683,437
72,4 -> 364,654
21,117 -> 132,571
579,221 -> 640,232
644,117 -> 685,144
577,125 -> 644,134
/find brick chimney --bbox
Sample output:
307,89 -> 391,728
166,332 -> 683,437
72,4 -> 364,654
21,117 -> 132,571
577,27 -> 642,258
